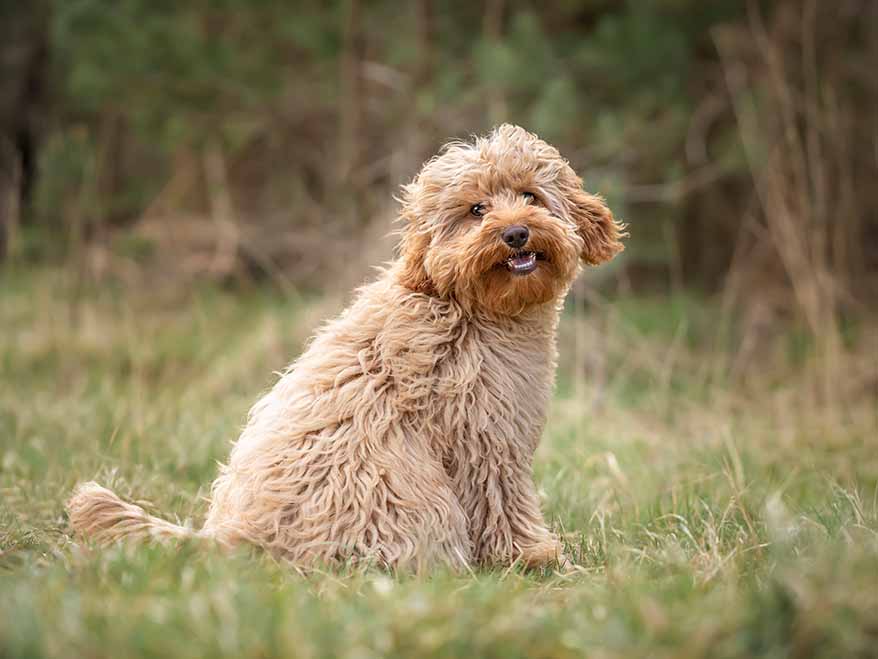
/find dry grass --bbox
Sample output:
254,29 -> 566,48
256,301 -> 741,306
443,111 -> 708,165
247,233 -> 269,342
1,265 -> 876,658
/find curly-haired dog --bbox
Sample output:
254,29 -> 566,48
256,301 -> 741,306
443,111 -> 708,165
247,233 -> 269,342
67,124 -> 625,570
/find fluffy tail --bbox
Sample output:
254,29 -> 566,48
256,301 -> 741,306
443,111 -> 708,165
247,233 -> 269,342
67,481 -> 199,545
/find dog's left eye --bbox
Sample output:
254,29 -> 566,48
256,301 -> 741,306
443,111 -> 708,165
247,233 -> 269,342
470,203 -> 487,217
522,191 -> 535,203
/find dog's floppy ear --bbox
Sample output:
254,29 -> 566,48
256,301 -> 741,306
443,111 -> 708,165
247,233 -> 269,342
397,227 -> 434,294
396,181 -> 436,295
561,172 -> 625,265
570,189 -> 625,265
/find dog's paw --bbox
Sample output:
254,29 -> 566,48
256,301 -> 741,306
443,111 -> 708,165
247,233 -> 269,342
518,541 -> 569,570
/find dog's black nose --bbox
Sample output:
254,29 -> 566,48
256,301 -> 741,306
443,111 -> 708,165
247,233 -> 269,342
501,225 -> 530,249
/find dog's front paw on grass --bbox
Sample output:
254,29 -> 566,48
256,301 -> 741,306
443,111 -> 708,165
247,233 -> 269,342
519,541 -> 571,572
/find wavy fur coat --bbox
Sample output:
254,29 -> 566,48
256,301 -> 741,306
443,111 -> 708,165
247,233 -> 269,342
67,125 -> 625,570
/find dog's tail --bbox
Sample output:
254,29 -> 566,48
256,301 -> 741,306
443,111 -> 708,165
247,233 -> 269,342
67,482 -> 200,545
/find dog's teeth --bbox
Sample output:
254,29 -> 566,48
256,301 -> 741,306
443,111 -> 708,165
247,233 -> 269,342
506,252 -> 537,273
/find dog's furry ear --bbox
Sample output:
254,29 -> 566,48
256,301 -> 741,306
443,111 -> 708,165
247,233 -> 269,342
396,181 -> 435,295
397,227 -> 434,294
563,182 -> 626,266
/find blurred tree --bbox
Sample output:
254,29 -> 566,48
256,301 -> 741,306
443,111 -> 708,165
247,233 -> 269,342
4,0 -> 874,310
0,0 -> 50,258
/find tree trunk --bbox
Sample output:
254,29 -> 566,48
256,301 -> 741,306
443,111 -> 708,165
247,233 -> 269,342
0,0 -> 50,258
337,0 -> 363,193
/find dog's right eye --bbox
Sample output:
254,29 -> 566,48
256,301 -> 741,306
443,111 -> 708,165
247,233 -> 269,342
470,203 -> 487,217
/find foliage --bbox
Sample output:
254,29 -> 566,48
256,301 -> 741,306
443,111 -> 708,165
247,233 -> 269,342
34,1 -> 752,259
9,1 -> 872,313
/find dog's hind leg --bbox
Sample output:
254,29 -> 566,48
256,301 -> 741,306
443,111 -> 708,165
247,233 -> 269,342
357,447 -> 473,572
289,441 -> 473,571
200,421 -> 473,571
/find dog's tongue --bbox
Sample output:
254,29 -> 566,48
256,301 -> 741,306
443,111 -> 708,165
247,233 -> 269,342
507,252 -> 537,273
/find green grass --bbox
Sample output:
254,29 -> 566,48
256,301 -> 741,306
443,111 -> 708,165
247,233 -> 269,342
2,267 -> 877,659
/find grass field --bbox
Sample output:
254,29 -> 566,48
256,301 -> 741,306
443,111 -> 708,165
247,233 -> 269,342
1,266 -> 877,659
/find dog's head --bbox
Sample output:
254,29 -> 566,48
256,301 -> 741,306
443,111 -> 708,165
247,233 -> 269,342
397,124 -> 625,315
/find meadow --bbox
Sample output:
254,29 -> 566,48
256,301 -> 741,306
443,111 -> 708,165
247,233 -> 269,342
1,266 -> 876,659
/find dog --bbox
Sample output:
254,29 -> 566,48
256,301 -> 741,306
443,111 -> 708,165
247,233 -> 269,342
67,124 -> 625,570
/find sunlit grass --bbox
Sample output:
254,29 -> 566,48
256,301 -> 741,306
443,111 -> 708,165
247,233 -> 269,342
1,267 -> 876,658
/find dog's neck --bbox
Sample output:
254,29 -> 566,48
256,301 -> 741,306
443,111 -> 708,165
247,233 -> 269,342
469,300 -> 562,331
389,260 -> 567,330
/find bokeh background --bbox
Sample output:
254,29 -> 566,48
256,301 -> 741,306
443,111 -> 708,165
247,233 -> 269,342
3,1 -> 877,304
2,2 -> 878,657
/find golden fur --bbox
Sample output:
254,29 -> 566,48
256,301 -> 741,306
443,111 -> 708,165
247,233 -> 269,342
67,124 -> 625,570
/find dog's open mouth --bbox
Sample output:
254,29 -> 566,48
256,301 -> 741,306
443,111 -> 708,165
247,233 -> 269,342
504,251 -> 545,275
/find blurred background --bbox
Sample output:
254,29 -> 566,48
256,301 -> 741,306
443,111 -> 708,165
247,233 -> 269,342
1,0 -> 876,380
2,6 -> 878,653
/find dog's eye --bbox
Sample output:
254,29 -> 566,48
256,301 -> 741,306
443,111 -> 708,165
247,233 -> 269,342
470,203 -> 487,217
522,191 -> 536,203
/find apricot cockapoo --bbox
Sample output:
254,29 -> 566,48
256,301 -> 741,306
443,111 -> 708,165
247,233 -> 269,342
68,125 -> 625,570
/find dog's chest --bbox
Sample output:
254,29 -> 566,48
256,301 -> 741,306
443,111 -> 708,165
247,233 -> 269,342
426,315 -> 556,457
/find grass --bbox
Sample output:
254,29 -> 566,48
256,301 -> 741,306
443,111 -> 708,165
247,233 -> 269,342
1,266 -> 877,658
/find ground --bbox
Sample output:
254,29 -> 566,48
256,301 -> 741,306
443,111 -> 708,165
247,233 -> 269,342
1,267 -> 876,659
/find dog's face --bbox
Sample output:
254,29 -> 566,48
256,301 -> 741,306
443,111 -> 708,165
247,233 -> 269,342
397,124 -> 624,315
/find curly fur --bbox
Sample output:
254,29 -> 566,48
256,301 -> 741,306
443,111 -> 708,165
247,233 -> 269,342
67,124 -> 625,570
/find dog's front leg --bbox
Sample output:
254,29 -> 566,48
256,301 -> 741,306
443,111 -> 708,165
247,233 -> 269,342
454,432 -> 566,569
501,463 -> 568,569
